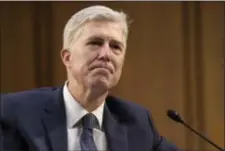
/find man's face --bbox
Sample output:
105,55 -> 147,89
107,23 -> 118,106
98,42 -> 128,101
62,20 -> 126,90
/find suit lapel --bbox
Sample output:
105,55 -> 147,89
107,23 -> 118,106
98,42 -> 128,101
103,99 -> 128,151
42,88 -> 67,151
41,88 -> 129,151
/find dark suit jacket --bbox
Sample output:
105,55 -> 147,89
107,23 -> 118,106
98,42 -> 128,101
1,87 -> 181,151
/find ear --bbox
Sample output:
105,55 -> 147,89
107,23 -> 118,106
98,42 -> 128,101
61,49 -> 71,67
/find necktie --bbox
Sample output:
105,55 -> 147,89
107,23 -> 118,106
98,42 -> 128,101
80,113 -> 98,151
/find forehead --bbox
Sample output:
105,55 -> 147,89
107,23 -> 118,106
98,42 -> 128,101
79,21 -> 126,44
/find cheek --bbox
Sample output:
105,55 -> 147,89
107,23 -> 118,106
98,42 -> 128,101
114,55 -> 125,71
70,51 -> 95,73
68,52 -> 83,71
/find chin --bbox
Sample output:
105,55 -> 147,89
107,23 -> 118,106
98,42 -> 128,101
91,79 -> 110,89
85,73 -> 117,90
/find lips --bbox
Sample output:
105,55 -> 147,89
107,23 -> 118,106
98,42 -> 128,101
89,64 -> 114,74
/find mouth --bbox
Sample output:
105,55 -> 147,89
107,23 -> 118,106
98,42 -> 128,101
89,65 -> 113,74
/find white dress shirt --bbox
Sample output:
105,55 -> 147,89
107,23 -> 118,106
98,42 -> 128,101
63,83 -> 107,151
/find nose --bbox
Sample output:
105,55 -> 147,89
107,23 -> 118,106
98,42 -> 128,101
98,43 -> 111,61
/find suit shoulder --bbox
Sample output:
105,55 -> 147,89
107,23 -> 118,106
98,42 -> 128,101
106,95 -> 150,122
1,87 -> 61,119
107,95 -> 149,112
1,87 -> 59,101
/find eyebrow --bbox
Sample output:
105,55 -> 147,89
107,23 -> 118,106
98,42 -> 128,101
86,35 -> 125,49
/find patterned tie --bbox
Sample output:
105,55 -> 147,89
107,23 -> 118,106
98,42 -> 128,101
80,113 -> 98,151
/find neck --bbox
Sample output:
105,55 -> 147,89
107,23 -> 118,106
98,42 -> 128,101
67,81 -> 108,112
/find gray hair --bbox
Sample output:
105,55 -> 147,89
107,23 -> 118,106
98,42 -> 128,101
63,5 -> 129,50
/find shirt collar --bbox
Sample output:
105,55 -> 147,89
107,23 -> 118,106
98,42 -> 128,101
63,82 -> 105,129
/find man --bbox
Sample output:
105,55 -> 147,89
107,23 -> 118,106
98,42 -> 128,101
1,5 -> 181,151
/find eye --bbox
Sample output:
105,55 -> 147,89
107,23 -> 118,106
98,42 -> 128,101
109,43 -> 121,51
87,40 -> 103,46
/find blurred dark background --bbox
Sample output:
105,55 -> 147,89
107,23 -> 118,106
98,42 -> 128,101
0,1 -> 224,151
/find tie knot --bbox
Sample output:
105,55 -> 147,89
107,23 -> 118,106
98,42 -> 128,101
82,113 -> 98,129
